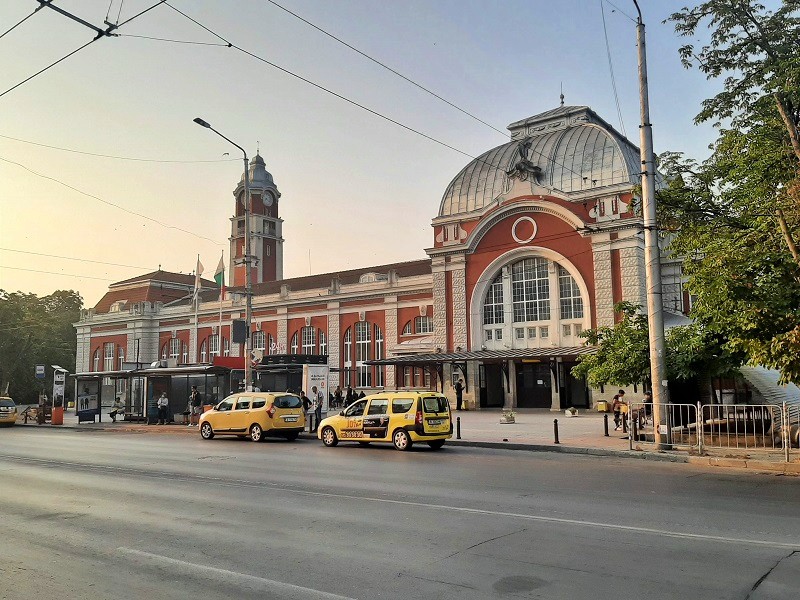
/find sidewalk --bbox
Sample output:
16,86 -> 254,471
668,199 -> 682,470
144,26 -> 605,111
16,407 -> 800,474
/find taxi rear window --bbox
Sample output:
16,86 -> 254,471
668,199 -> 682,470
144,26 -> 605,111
273,395 -> 302,409
391,398 -> 414,414
422,396 -> 449,413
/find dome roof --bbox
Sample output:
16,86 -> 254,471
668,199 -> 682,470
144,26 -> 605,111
240,153 -> 274,187
438,106 -> 642,218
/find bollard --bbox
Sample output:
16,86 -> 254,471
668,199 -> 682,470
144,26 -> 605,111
622,413 -> 628,433
603,413 -> 609,437
632,415 -> 638,442
456,416 -> 461,440
553,418 -> 560,444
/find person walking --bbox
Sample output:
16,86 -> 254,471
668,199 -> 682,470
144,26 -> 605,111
301,391 -> 313,433
311,386 -> 324,433
157,392 -> 169,425
455,378 -> 464,411
611,390 -> 626,430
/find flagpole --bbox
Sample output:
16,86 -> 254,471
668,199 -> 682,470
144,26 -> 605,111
218,250 -> 224,350
194,253 -> 200,363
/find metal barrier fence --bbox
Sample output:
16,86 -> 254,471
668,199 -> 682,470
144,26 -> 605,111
628,402 -> 795,461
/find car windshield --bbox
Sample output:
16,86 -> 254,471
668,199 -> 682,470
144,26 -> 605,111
0,399 -> 15,407
422,396 -> 449,413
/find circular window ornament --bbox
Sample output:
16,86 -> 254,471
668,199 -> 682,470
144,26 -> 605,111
511,216 -> 538,244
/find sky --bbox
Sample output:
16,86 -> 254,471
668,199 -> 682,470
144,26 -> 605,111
0,0 -> 728,307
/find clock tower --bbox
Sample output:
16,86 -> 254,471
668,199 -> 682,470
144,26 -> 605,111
229,154 -> 283,286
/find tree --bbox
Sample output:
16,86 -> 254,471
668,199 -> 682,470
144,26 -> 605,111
658,1 -> 800,384
571,302 -> 739,388
0,290 -> 83,404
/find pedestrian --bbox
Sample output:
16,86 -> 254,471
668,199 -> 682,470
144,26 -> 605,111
109,397 -> 125,423
611,390 -> 626,430
188,385 -> 202,427
157,391 -> 169,425
345,385 -> 353,407
455,378 -> 464,411
301,391 -> 313,432
312,385 -> 324,433
334,385 -> 343,409
358,390 -> 365,399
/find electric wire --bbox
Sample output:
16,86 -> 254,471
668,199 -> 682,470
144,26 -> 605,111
0,1 -> 167,99
0,133 -> 239,163
0,7 -> 40,40
261,0 -> 507,136
162,2 -> 593,185
115,33 -> 230,47
0,265 -> 116,282
602,0 -> 637,23
116,0 -> 125,26
600,0 -> 627,138
0,247 -> 151,271
0,156 -> 223,246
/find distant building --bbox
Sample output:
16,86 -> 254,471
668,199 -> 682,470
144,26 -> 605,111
75,106 -> 689,410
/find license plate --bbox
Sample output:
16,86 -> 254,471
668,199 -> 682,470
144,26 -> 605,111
283,416 -> 298,422
428,419 -> 442,425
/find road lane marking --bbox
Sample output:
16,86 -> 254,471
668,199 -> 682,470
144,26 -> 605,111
117,547 -> 359,600
7,454 -> 800,551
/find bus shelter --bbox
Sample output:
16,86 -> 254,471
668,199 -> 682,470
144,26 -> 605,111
72,369 -> 136,423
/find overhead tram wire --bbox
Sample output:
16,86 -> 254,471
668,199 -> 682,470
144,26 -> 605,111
0,265 -> 116,282
0,133 -> 239,163
261,0 -> 508,136
600,0 -> 627,138
0,6 -> 42,40
161,2 -> 589,185
0,0 -> 167,100
0,156 -> 222,246
0,247 -> 151,271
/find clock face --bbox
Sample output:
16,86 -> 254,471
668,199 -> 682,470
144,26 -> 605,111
264,193 -> 273,207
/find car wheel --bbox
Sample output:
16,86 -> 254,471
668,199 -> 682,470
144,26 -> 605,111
321,426 -> 338,447
286,432 -> 299,442
427,439 -> 445,450
392,429 -> 412,451
250,423 -> 263,442
200,422 -> 214,440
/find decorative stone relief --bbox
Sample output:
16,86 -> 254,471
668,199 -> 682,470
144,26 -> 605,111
384,303 -> 397,390
277,316 -> 287,350
327,309 -> 340,390
432,266 -> 448,350
593,248 -> 614,327
620,246 -> 646,308
451,266 -> 468,350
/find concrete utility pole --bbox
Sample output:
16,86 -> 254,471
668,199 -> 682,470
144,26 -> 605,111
633,1 -> 670,449
193,118 -> 253,392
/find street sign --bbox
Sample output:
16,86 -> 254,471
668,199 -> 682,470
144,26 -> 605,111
35,364 -> 45,379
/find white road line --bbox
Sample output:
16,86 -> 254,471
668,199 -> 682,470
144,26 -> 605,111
117,547 -> 359,600
9,454 -> 800,551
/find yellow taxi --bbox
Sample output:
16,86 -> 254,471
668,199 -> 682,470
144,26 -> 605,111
0,396 -> 18,426
199,392 -> 305,442
318,391 -> 452,451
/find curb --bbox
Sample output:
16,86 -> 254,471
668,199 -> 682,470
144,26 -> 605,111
446,439 -> 689,463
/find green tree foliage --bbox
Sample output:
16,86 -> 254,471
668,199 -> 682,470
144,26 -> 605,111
660,1 -> 800,384
571,302 -> 739,388
0,290 -> 83,404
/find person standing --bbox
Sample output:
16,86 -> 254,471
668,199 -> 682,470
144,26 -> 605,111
188,386 -> 202,427
345,385 -> 353,407
157,392 -> 169,425
333,385 -> 343,409
455,378 -> 464,411
311,386 -> 324,433
301,391 -> 313,433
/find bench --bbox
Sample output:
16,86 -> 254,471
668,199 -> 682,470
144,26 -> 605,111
123,412 -> 147,423
77,409 -> 100,423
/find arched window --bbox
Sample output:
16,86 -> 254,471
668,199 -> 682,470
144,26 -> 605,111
93,349 -> 100,371
483,275 -> 504,324
290,332 -> 298,354
414,316 -> 433,334
268,333 -> 276,354
319,330 -> 327,356
223,337 -> 230,357
161,343 -> 168,360
558,265 -> 584,320
402,321 -> 412,335
301,326 -> 315,354
355,321 -> 371,387
252,330 -> 266,351
512,258 -> 550,322
118,346 -> 125,370
169,338 -> 181,360
199,340 -> 207,363
182,343 -> 188,364
343,327 -> 352,386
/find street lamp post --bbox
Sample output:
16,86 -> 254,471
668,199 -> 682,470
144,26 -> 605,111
193,117 -> 253,391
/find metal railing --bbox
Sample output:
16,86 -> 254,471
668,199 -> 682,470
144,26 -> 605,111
628,401 -> 795,461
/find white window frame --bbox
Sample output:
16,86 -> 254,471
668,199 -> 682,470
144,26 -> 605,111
355,321 -> 371,388
209,334 -> 220,358
301,326 -> 315,354
104,343 -> 115,372
252,330 -> 266,351
290,332 -> 298,354
319,330 -> 327,356
414,315 -> 433,334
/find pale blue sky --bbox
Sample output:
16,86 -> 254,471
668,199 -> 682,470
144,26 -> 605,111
1,0 -> 726,305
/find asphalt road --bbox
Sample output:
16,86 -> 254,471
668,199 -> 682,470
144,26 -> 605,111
0,427 -> 798,600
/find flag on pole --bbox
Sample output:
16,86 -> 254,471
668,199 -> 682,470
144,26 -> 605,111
194,256 -> 204,301
214,254 -> 226,300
